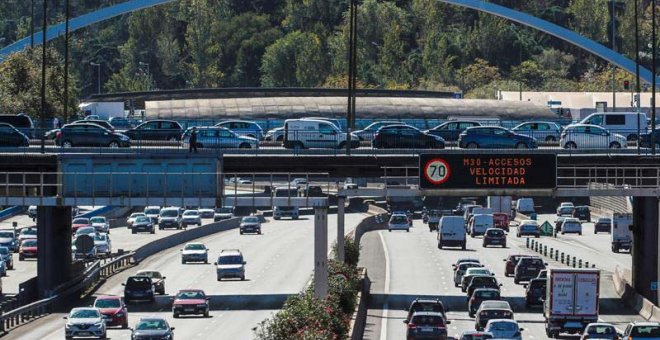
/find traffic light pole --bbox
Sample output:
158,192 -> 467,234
635,0 -> 641,155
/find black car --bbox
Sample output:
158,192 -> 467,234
639,129 -> 660,148
425,120 -> 482,142
123,120 -> 183,141
524,278 -> 547,307
131,216 -> 155,234
405,312 -> 448,340
0,123 -> 30,147
0,114 -> 33,138
482,228 -> 506,248
55,123 -> 131,148
72,119 -> 115,131
514,257 -> 546,284
372,124 -> 445,149
468,288 -> 500,318
594,218 -> 612,233
573,206 -> 591,222
405,298 -> 449,324
458,126 -> 537,149
123,276 -> 155,303
467,276 -> 502,298
131,317 -> 174,340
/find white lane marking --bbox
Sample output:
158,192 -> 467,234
378,230 -> 391,340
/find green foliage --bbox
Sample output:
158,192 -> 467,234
260,31 -> 328,87
457,58 -> 501,91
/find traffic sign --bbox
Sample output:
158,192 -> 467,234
540,221 -> 554,236
423,158 -> 451,185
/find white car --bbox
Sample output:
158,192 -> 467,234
64,307 -> 107,339
181,242 -> 209,264
181,210 -> 202,227
18,228 -> 37,242
484,319 -> 523,340
90,216 -> 110,233
388,213 -> 410,232
127,213 -> 146,226
561,217 -> 583,235
93,233 -> 112,255
560,124 -> 627,149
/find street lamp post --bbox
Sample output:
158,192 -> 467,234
652,0 -> 657,155
39,0 -> 47,154
345,0 -> 358,156
63,0 -> 70,124
30,0 -> 35,48
90,62 -> 101,94
635,0 -> 641,155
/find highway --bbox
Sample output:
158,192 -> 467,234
6,212 -> 365,340
360,219 -> 643,339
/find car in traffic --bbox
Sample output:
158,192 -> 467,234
182,126 -> 259,149
425,120 -> 482,142
458,331 -> 494,340
64,307 -> 107,339
127,212 -> 145,227
158,207 -> 182,230
468,214 -> 493,238
580,111 -> 647,141
122,276 -> 155,303
574,205 -> 591,222
475,301 -> 513,331
108,117 -> 132,130
198,207 -> 215,219
93,295 -> 128,329
0,114 -> 34,138
560,217 -> 583,235
467,276 -> 502,298
93,233 -> 112,255
404,311 -> 448,340
469,288 -> 500,318
215,249 -> 246,281
524,278 -> 547,307
240,216 -> 262,234
18,239 -> 37,261
503,255 -> 524,277
131,216 -> 155,234
621,321 -> 660,339
453,261 -> 483,287
122,120 -> 183,141
181,242 -> 209,264
560,124 -> 627,149
372,124 -> 445,149
581,322 -> 621,339
482,228 -> 506,248
453,258 -> 481,270
55,123 -> 130,148
0,123 -> 30,147
514,257 -> 547,284
130,317 -> 175,340
215,120 -> 264,140
213,206 -> 234,222
143,206 -> 161,223
461,268 -> 494,292
388,213 -> 410,232
181,210 -> 202,227
264,126 -> 285,142
438,216 -> 467,250
136,269 -> 166,295
75,226 -> 97,239
0,247 -> 13,270
283,118 -> 359,149
557,202 -> 575,216
594,217 -> 612,234
0,230 -> 17,252
483,319 -> 523,340
71,218 -> 91,233
354,121 -> 401,141
90,216 -> 110,233
516,220 -> 540,238
458,126 -> 537,149
492,213 -> 509,231
172,289 -> 210,318
512,121 -> 562,142
405,298 -> 448,324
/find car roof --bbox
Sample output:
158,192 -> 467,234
413,298 -> 443,304
71,307 -> 99,312
95,295 -> 121,300
137,269 -> 161,274
563,217 -> 580,222
177,289 -> 205,293
219,249 -> 242,255
480,301 -> 511,310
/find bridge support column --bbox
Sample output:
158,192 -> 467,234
632,197 -> 659,303
337,196 -> 346,262
36,206 -> 73,298
314,206 -> 328,299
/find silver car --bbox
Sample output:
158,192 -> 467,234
512,121 -> 562,142
181,210 -> 202,227
215,249 -> 246,281
181,242 -> 209,264
183,126 -> 259,149
90,216 -> 109,234
64,307 -> 107,339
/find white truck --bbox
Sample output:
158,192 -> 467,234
611,213 -> 633,253
79,102 -> 125,120
544,268 -> 600,338
487,196 -> 512,216
437,216 -> 466,250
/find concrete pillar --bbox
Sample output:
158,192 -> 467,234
37,206 -> 73,298
314,206 -> 328,299
337,196 -> 346,262
632,197 -> 659,303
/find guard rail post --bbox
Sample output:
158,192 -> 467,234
585,261 -> 590,268
550,247 -> 554,259
579,259 -> 583,268
572,257 -> 576,268
543,245 -> 547,256
555,250 -> 559,260
526,238 -> 530,248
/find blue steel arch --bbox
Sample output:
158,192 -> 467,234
1,0 -> 657,85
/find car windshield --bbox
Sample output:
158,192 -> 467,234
391,216 -> 407,224
588,326 -> 616,335
472,276 -> 496,285
0,231 -> 13,238
70,309 -> 100,319
76,227 -> 95,235
90,217 -> 105,223
242,217 -> 259,223
73,218 -> 89,224
218,255 -> 242,265
185,244 -> 205,250
183,211 -> 199,216
476,290 -> 499,299
216,207 -> 232,213
564,222 -> 580,228
22,240 -> 36,247
137,271 -> 161,279
135,216 -> 150,223
411,314 -> 444,326
468,269 -> 490,276
176,291 -> 205,299
144,208 -> 159,215
487,229 -> 503,236
131,213 -> 145,218
630,326 -> 660,336
487,322 -> 517,331
93,234 -> 106,241
160,210 -> 178,217
135,319 -> 168,330
94,299 -> 121,309
412,302 -> 444,313
126,277 -> 151,288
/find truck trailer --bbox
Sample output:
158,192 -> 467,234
544,268 -> 600,338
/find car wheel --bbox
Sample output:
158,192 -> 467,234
239,143 -> 251,149
564,142 -> 577,149
217,277 -> 221,281
62,140 -> 73,148
545,136 -> 556,142
132,230 -> 136,234
462,243 -> 466,250
204,310 -> 209,318
150,228 -> 155,234
466,142 -> 478,149
108,141 -> 119,148
514,278 -> 519,284
338,142 -> 346,149
406,228 -> 409,232
241,275 -> 245,281
516,142 -> 528,149
173,313 -> 179,318
293,142 -> 304,150
276,135 -> 284,142
122,323 -> 128,329
240,231 -> 243,235
18,255 -> 23,261
627,134 -> 638,142
181,260 -> 186,264
609,141 -> 621,149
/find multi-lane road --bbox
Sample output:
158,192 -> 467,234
6,212 -> 365,340
361,218 -> 640,339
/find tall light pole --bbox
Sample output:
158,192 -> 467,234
345,0 -> 358,156
39,0 -> 47,154
611,0 -> 617,112
63,0 -> 70,124
90,62 -> 101,94
635,0 -> 641,155
652,0 -> 657,155
30,0 -> 35,48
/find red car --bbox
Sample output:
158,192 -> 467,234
71,217 -> 91,233
93,295 -> 128,328
493,213 -> 509,231
19,239 -> 37,261
172,289 -> 209,318
503,255 -> 524,277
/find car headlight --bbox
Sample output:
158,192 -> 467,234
94,322 -> 104,327
65,323 -> 73,329
161,334 -> 172,340
115,312 -> 125,318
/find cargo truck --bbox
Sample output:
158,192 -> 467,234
544,268 -> 600,338
611,213 -> 633,253
487,196 -> 512,216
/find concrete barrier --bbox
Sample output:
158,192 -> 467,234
348,267 -> 371,340
0,206 -> 25,222
613,266 -> 660,322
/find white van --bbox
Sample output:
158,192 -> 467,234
469,214 -> 494,237
438,216 -> 466,249
283,119 -> 359,149
580,112 -> 647,140
515,198 -> 535,215
273,187 -> 300,220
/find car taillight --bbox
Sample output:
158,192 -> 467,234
56,131 -> 62,138
407,323 -> 417,329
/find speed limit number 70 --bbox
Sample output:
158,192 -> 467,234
424,158 -> 451,185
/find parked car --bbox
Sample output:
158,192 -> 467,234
354,121 -> 401,141
503,255 -> 524,277
514,256 -> 547,284
458,126 -> 537,149
181,242 -> 209,264
182,126 -> 258,149
517,220 -> 540,238
71,119 -> 115,131
574,205 -> 591,222
136,270 -> 166,295
131,216 -> 155,234
388,213 -> 410,232
93,295 -> 128,328
512,121 -> 562,142
404,312 -> 448,340
482,228 -> 506,248
215,249 -> 246,281
372,124 -> 445,149
122,120 -> 183,141
594,217 -> 612,234
55,123 -> 130,148
483,319 -> 523,340
172,289 -> 210,318
425,120 -> 482,142
181,210 -> 202,227
71,217 -> 91,233
0,123 -> 30,147
158,207 -> 182,230
93,233 -> 112,255
90,216 -> 110,233
581,322 -> 621,340
18,239 -> 37,260
560,124 -> 627,149
64,307 -> 106,339
404,298 -> 448,324
475,301 -> 513,331
240,216 -> 262,234
122,276 -> 155,303
524,278 -> 547,307
580,111 -> 647,141
561,217 -> 583,235
213,206 -> 234,222
215,120 -> 264,140
127,213 -> 146,227
130,317 -> 175,340
469,288 -> 501,318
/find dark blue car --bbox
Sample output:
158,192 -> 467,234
639,129 -> 660,148
458,127 -> 537,149
425,120 -> 481,142
0,123 -> 30,147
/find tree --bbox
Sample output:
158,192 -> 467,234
260,31 -> 328,87
457,58 -> 501,91
566,0 -> 609,43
